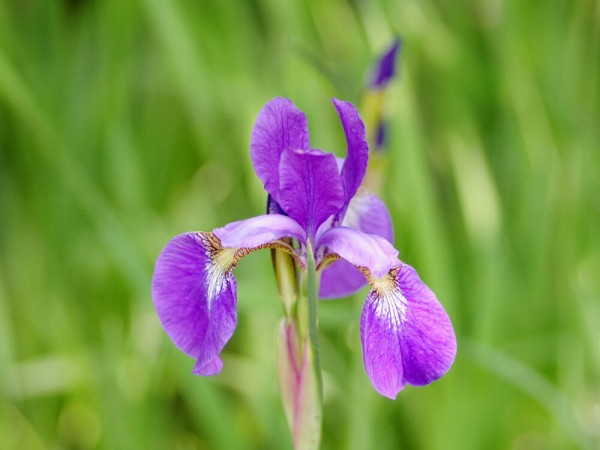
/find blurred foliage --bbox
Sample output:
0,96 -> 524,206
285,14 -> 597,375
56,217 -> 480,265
1,0 -> 599,449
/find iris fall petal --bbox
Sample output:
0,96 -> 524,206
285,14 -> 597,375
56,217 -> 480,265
152,233 -> 238,375
360,263 -> 456,398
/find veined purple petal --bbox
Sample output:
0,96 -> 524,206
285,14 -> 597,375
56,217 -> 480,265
152,220 -> 304,376
369,39 -> 402,89
316,226 -> 398,279
332,99 -> 369,206
214,214 -> 305,248
251,98 -> 310,199
319,191 -> 394,298
278,148 -> 344,240
360,263 -> 456,398
152,233 -> 237,376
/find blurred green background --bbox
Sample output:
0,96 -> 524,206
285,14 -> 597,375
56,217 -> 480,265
1,0 -> 599,449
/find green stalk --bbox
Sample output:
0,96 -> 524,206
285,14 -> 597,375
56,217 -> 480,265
306,240 -> 323,403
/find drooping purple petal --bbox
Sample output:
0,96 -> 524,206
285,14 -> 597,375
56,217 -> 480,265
369,38 -> 402,89
360,263 -> 456,399
152,233 -> 237,376
251,98 -> 310,199
332,99 -> 369,206
152,217 -> 305,376
319,191 -> 394,298
316,226 -> 398,279
214,214 -> 305,248
278,148 -> 344,240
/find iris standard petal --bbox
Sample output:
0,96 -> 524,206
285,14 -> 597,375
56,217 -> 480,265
152,233 -> 238,376
360,263 -> 456,398
250,97 -> 310,199
319,190 -> 394,298
278,148 -> 345,240
341,189 -> 394,243
316,226 -> 398,279
332,98 -> 369,206
214,214 -> 306,249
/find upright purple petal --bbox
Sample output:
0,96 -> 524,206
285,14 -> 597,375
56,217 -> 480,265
152,233 -> 237,376
342,190 -> 393,242
251,98 -> 310,199
369,39 -> 402,89
332,99 -> 369,205
319,191 -> 394,298
278,148 -> 344,240
360,263 -> 456,398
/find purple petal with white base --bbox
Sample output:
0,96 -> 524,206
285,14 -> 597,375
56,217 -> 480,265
251,98 -> 310,199
319,190 -> 394,298
152,233 -> 237,376
278,148 -> 344,240
332,99 -> 369,206
153,218 -> 306,376
360,263 -> 456,398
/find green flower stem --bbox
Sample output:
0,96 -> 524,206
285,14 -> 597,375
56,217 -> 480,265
306,240 -> 323,403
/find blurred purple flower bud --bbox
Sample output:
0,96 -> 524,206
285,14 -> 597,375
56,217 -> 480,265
370,38 -> 402,89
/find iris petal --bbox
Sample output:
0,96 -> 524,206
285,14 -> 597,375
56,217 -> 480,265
319,260 -> 366,300
333,98 -> 369,206
278,148 -> 345,240
152,219 -> 304,375
361,263 -> 456,398
341,189 -> 394,242
316,226 -> 398,279
250,97 -> 310,200
214,214 -> 305,249
319,191 -> 394,298
152,232 -> 238,375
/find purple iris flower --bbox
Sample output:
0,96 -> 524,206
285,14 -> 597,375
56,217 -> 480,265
152,97 -> 456,398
